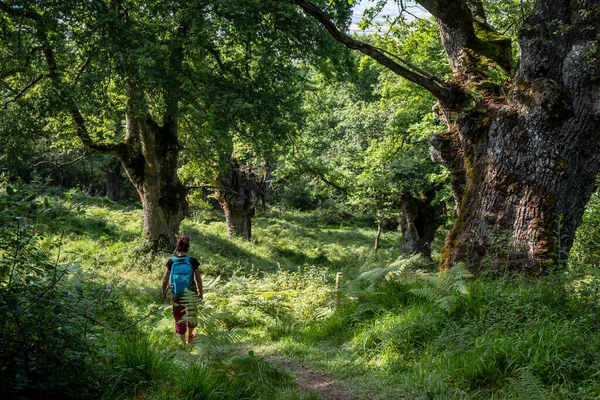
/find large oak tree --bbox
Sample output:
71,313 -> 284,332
291,0 -> 600,273
1,0 -> 201,250
1,0 -> 345,250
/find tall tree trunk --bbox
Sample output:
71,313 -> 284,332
400,191 -> 444,258
292,0 -> 600,274
223,205 -> 254,240
374,220 -> 382,251
429,1 -> 600,273
105,157 -> 123,201
215,156 -> 267,240
117,112 -> 188,251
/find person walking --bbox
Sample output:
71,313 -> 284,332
162,235 -> 203,344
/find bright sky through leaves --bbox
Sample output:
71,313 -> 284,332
350,0 -> 429,33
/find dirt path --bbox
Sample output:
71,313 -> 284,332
272,358 -> 359,400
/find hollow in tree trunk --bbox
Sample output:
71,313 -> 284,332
215,156 -> 268,240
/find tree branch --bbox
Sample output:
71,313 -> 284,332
466,0 -> 486,22
73,57 -> 91,83
0,0 -> 41,21
415,0 -> 471,25
0,47 -> 43,80
1,1 -> 129,155
2,75 -> 48,110
32,152 -> 92,168
187,185 -> 219,191
289,0 -> 459,106
42,45 -> 119,153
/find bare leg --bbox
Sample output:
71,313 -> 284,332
187,327 -> 195,344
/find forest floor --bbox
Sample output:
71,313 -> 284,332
272,357 -> 358,400
236,347 -> 359,400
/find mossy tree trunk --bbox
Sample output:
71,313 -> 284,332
428,1 -> 600,273
215,156 -> 268,241
115,110 -> 188,251
293,0 -> 600,274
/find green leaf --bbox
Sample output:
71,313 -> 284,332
7,296 -> 18,311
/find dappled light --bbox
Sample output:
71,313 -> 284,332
2,0 -> 600,398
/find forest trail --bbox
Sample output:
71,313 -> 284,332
272,357 -> 359,400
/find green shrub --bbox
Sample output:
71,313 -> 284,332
0,184 -> 115,399
572,188 -> 600,267
102,333 -> 175,398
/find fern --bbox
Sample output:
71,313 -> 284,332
341,255 -> 430,317
347,254 -> 426,296
409,263 -> 473,314
179,284 -> 242,359
509,370 -> 551,400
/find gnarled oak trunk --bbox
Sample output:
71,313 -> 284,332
292,0 -> 600,274
429,1 -> 600,273
117,111 -> 188,251
215,156 -> 267,240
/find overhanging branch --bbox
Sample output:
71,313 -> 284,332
1,1 -> 127,156
2,75 -> 48,110
289,0 -> 459,106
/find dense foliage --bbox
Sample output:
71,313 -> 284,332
1,186 -> 600,398
2,0 -> 600,398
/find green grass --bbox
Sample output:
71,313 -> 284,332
26,192 -> 600,399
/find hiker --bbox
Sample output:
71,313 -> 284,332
161,235 -> 203,344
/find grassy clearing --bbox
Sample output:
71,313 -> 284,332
11,191 -> 600,399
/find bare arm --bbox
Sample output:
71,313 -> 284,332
161,268 -> 170,301
194,268 -> 203,300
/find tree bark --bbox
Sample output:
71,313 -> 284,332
223,205 -> 254,240
116,111 -> 188,251
400,191 -> 444,258
374,220 -> 382,251
294,0 -> 600,274
428,0 -> 600,273
215,156 -> 268,240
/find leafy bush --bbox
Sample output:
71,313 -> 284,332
571,188 -> 600,267
0,184 -> 118,399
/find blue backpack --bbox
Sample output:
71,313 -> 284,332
169,256 -> 193,297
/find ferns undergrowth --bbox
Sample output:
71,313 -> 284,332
4,187 -> 600,399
